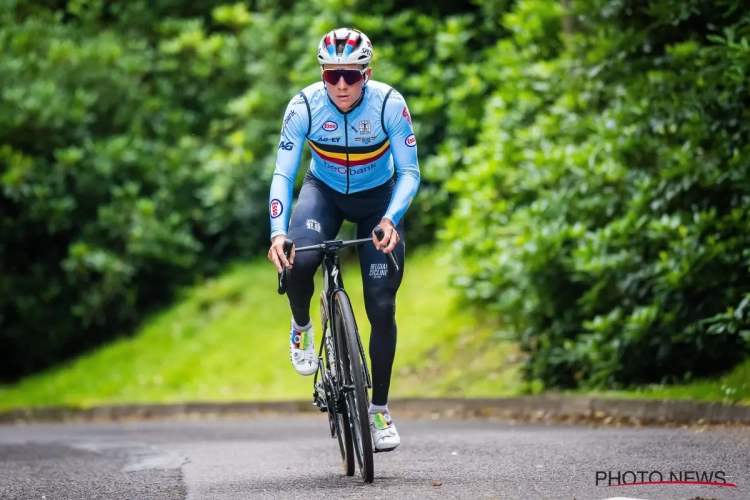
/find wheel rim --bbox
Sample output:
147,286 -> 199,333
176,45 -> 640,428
346,363 -> 367,474
338,322 -> 364,474
334,293 -> 372,482
348,393 -> 364,472
336,413 -> 347,468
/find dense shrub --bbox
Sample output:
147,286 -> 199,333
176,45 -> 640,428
0,4 -> 265,381
442,0 -> 750,390
0,0 -> 510,381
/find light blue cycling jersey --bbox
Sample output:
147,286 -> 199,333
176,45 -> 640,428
269,79 -> 421,239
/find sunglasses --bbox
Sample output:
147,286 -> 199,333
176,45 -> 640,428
322,69 -> 366,86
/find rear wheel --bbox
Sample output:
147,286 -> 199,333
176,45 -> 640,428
333,290 -> 374,483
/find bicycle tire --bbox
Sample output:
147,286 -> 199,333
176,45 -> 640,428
333,290 -> 374,483
336,404 -> 355,476
321,314 -> 355,476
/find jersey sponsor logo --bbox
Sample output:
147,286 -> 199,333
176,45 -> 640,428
322,121 -> 338,131
315,136 -> 341,143
306,219 -> 321,232
282,110 -> 296,130
405,134 -> 416,147
351,164 -> 376,175
270,199 -> 283,218
324,161 -> 343,174
324,162 -> 376,176
354,135 -> 377,145
278,140 -> 294,150
359,120 -> 371,134
402,106 -> 411,124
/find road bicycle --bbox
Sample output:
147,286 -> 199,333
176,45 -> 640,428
277,226 -> 399,484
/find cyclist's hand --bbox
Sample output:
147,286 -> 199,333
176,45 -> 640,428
268,235 -> 294,273
373,218 -> 399,254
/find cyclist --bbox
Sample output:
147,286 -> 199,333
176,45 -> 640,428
267,27 -> 420,452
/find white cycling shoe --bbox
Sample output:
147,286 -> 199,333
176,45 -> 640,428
370,409 -> 400,452
289,320 -> 317,376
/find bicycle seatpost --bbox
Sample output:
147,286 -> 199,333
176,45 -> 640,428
373,226 -> 399,279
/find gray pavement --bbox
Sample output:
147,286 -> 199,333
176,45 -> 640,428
1,414 -> 749,499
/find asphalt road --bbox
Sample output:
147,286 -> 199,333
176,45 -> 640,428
1,414 -> 749,500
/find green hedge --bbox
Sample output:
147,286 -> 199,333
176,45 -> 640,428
442,0 -> 750,390
0,0 -> 509,381
0,4 -> 262,381
9,0 -> 744,391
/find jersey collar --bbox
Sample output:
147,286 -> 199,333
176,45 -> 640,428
326,85 -> 367,115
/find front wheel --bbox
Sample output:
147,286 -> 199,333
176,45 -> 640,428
321,292 -> 354,475
333,290 -> 374,483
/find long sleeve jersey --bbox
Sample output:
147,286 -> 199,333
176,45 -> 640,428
268,80 -> 421,239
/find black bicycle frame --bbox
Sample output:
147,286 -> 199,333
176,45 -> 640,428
276,225 -> 398,296
321,245 -> 371,395
275,226 -> 399,407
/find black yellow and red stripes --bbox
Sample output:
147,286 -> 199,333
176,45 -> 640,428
307,137 -> 390,167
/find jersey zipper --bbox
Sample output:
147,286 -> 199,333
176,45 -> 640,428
343,114 -> 350,194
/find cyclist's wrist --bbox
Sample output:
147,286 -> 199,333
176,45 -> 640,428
380,216 -> 396,227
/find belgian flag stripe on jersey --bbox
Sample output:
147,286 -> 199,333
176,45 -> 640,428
307,138 -> 391,167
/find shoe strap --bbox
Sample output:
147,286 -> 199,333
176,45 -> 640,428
291,328 -> 312,350
372,411 -> 393,430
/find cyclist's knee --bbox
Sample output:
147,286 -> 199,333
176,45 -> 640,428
288,249 -> 320,282
363,286 -> 397,325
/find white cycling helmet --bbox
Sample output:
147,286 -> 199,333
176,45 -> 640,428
317,28 -> 373,66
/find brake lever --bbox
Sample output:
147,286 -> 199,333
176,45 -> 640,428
277,239 -> 294,295
373,226 -> 399,279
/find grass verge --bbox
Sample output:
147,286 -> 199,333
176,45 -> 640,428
2,243 -> 748,411
567,359 -> 750,406
0,245 -> 522,411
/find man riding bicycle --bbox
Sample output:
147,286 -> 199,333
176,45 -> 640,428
267,27 -> 420,452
